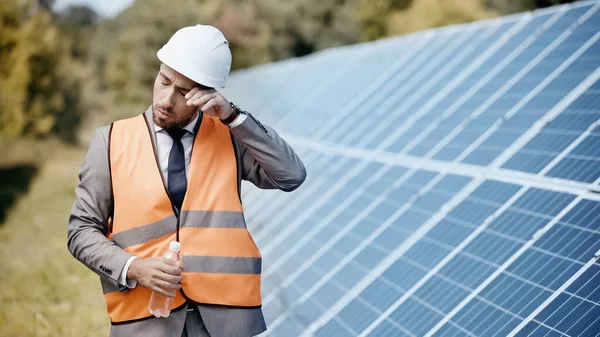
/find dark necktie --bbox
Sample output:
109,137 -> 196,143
166,128 -> 187,210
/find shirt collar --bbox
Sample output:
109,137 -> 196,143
154,111 -> 199,134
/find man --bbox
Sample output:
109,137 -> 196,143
67,24 -> 306,337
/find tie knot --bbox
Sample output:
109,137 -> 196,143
166,128 -> 187,141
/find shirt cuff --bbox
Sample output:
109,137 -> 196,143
118,256 -> 138,289
228,112 -> 248,128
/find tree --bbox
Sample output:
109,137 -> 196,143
357,0 -> 413,41
56,5 -> 99,59
0,0 -> 80,141
484,0 -> 582,13
252,0 -> 360,61
357,0 -> 498,41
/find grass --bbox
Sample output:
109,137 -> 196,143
0,139 -> 110,337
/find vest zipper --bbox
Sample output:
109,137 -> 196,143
142,112 -> 206,307
142,114 -> 181,241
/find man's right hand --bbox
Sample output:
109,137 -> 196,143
127,257 -> 183,297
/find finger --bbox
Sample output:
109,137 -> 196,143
152,282 -> 179,297
150,283 -> 174,297
187,88 -> 216,105
190,87 -> 215,97
162,258 -> 177,265
200,98 -> 220,115
189,92 -> 217,107
196,90 -> 218,103
184,87 -> 200,100
155,272 -> 183,284
155,278 -> 182,291
157,262 -> 182,276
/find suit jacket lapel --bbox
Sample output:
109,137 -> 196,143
143,106 -> 159,148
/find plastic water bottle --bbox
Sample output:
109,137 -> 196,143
148,241 -> 181,318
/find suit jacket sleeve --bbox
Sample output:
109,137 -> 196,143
67,126 -> 134,291
230,113 -> 306,192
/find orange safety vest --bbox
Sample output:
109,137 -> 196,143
103,112 -> 262,324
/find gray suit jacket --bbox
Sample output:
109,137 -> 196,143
67,108 -> 306,337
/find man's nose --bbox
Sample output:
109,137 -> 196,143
159,87 -> 177,109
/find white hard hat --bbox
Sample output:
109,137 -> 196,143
157,24 -> 231,88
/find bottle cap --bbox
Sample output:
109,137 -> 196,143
169,241 -> 181,252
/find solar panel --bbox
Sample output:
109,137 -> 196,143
223,1 -> 600,336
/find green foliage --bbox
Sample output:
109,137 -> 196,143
358,0 -> 498,41
251,0 -> 360,60
0,0 -> 82,142
56,5 -> 99,60
389,0 -> 498,36
484,0 -> 580,13
358,0 -> 413,41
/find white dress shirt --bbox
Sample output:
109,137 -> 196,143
118,110 -> 247,288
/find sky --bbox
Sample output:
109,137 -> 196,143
52,0 -> 135,18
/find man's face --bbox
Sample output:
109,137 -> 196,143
152,64 -> 201,129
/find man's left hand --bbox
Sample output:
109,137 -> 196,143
185,88 -> 233,120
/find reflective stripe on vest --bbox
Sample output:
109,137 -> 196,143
105,113 -> 262,324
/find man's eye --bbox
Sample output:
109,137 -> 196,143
161,82 -> 169,86
179,90 -> 188,97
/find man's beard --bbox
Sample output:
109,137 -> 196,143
152,109 -> 190,129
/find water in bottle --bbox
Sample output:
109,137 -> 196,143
148,241 -> 182,318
